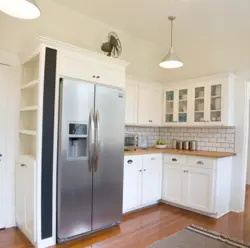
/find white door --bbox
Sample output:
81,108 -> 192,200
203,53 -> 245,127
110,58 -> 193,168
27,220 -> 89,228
125,81 -> 138,125
123,156 -> 142,213
162,164 -> 183,204
0,65 -> 8,228
141,154 -> 162,204
185,167 -> 215,213
149,87 -> 162,125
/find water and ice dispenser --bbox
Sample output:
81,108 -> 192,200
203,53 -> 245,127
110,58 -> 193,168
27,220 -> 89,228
68,123 -> 87,159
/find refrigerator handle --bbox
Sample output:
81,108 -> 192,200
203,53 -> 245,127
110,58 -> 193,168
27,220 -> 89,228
88,108 -> 95,172
94,110 -> 100,172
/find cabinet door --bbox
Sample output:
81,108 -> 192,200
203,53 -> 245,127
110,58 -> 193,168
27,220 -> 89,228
123,156 -> 142,213
184,167 -> 215,213
162,164 -> 183,204
208,84 -> 222,125
60,51 -> 96,82
177,88 -> 189,124
193,86 -> 212,124
141,154 -> 162,204
125,81 -> 138,125
25,164 -> 35,242
96,65 -> 125,89
138,84 -> 162,125
164,90 -> 176,124
15,163 -> 25,230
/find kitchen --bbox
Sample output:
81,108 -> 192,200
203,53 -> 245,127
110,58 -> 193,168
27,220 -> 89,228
0,1 -> 249,248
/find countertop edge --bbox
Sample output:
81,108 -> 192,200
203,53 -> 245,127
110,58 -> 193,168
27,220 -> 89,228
124,148 -> 236,159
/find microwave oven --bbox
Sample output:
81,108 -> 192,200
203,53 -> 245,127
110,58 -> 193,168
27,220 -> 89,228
124,133 -> 138,151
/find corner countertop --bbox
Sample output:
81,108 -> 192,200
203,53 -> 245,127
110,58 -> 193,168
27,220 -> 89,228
124,148 -> 236,158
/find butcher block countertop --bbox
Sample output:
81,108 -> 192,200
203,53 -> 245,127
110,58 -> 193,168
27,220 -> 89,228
124,148 -> 236,158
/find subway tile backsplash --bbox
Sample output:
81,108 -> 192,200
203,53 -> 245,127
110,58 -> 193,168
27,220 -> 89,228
125,126 -> 236,152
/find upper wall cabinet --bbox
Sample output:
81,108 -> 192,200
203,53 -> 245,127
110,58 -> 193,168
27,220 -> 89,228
137,84 -> 162,126
163,73 -> 235,126
59,50 -> 128,88
125,80 -> 138,125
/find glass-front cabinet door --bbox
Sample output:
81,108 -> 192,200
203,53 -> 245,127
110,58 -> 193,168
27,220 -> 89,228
194,86 -> 205,123
178,89 -> 188,123
165,91 -> 175,123
209,84 -> 222,123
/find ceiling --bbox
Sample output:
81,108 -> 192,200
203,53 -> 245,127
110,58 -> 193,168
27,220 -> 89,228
52,0 -> 250,45
1,0 -> 250,82
51,0 -> 250,80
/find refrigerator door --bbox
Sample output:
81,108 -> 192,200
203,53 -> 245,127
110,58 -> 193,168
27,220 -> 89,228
92,85 -> 125,230
57,79 -> 95,241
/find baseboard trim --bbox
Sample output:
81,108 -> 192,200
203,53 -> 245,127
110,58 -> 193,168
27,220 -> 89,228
160,200 -> 229,219
123,201 -> 159,215
36,237 -> 55,248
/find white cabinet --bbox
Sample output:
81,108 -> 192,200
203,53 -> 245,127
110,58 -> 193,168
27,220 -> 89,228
164,73 -> 235,126
162,154 -> 232,217
125,81 -> 138,125
15,156 -> 36,243
123,156 -> 142,212
164,88 -> 190,125
141,154 -> 162,204
59,50 -> 127,88
162,165 -> 183,204
138,84 -> 162,125
184,168 -> 214,212
123,154 -> 162,213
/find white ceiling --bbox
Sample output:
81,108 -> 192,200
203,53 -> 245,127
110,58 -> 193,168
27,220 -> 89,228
1,0 -> 250,82
51,0 -> 250,80
52,0 -> 250,45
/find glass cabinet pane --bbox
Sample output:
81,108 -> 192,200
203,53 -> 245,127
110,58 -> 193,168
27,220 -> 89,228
178,89 -> 188,122
210,84 -> 221,122
194,87 -> 205,122
165,91 -> 174,123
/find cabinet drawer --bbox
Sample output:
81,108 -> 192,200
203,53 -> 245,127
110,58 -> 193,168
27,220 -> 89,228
143,154 -> 162,163
186,156 -> 216,169
164,154 -> 187,165
124,155 -> 142,167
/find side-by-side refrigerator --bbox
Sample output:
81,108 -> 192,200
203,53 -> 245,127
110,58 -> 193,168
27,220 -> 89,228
57,78 -> 125,242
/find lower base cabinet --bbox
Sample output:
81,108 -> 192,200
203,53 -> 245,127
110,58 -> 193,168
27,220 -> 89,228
123,154 -> 162,213
15,156 -> 36,243
162,154 -> 232,216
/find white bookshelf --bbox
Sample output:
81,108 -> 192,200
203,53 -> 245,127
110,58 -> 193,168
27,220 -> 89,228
19,54 -> 40,158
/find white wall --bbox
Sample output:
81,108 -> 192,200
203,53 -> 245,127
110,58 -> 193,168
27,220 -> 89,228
247,99 -> 250,185
230,78 -> 249,212
0,50 -> 20,227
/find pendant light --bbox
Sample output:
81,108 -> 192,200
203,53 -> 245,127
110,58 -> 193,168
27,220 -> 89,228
0,0 -> 40,19
160,16 -> 183,69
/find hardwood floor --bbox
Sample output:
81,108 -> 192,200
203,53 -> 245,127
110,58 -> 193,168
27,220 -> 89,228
2,186 -> 250,248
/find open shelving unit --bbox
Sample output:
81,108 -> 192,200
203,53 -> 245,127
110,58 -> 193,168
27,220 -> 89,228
19,54 -> 40,160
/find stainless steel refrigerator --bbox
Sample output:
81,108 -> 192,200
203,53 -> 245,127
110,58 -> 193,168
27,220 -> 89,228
57,78 -> 125,242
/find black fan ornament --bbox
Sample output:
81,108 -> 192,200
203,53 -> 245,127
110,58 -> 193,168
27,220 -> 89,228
101,32 -> 122,58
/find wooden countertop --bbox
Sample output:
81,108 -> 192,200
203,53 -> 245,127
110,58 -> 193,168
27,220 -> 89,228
124,148 -> 236,158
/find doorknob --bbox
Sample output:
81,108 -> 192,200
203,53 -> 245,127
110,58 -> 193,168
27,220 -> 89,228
0,154 -> 2,157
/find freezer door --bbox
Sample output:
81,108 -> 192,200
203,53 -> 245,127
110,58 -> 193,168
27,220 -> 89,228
92,85 -> 125,230
57,79 -> 95,241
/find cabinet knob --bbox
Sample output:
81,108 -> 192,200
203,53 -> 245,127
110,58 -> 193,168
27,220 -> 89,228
172,158 -> 177,162
96,76 -> 100,79
197,161 -> 204,165
138,169 -> 142,172
127,160 -> 133,164
184,170 -> 188,173
93,75 -> 96,78
151,157 -> 156,160
143,169 -> 146,171
21,164 -> 26,167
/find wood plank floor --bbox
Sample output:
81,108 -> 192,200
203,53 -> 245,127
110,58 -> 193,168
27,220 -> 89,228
2,185 -> 250,248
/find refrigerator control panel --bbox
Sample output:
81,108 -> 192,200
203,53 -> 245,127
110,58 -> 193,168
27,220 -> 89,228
69,123 -> 87,135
